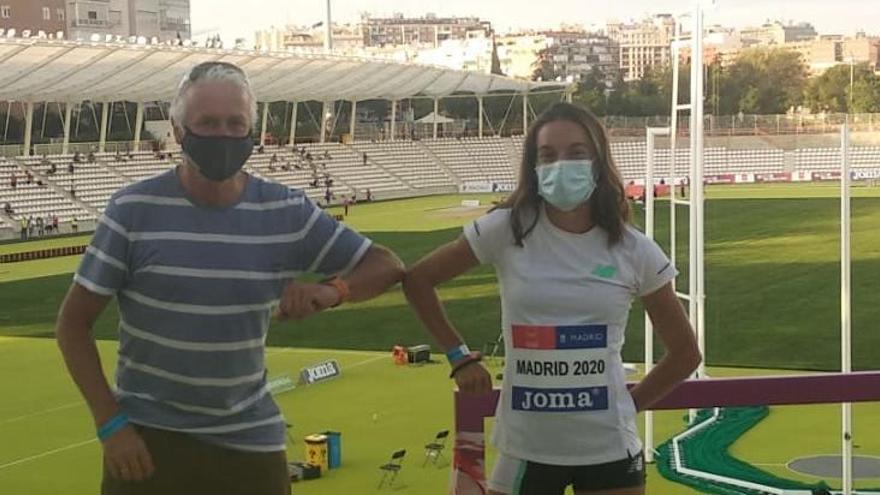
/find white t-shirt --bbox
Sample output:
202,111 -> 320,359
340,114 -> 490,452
463,206 -> 676,466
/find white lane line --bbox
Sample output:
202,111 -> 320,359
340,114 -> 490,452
0,401 -> 84,426
0,348 -> 381,425
0,438 -> 96,471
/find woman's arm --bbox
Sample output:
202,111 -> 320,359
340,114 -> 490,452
628,283 -> 702,411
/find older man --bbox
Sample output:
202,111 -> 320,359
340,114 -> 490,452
55,61 -> 404,494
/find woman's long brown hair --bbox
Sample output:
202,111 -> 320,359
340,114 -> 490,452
494,102 -> 630,246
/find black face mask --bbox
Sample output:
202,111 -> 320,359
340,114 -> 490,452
181,128 -> 254,182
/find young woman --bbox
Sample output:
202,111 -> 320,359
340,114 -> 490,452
403,103 -> 701,495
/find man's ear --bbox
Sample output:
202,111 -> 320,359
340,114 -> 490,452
171,120 -> 184,145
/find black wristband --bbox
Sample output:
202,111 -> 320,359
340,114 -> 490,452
449,353 -> 482,378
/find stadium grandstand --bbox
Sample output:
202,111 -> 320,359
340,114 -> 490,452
2,39 -> 880,240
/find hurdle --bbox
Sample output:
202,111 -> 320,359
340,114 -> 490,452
450,372 -> 880,494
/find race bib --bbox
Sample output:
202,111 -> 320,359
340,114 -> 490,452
509,324 -> 610,413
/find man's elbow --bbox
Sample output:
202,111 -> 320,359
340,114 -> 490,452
371,245 -> 405,284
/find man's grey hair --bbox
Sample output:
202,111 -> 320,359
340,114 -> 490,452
169,61 -> 258,129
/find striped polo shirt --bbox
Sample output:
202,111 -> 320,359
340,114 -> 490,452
74,168 -> 371,452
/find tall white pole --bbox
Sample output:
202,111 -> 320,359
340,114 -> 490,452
691,1 -> 706,382
840,120 -> 853,495
644,128 -> 665,464
522,93 -> 529,134
670,23 -> 682,292
324,0 -> 333,52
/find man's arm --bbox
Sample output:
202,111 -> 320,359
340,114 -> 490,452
276,244 -> 404,320
55,283 -> 118,427
343,244 -> 405,303
56,283 -> 155,482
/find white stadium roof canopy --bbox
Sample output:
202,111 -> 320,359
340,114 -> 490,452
0,38 -> 570,103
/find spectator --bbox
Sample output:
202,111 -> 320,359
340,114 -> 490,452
257,144 -> 265,154
366,188 -> 373,202
49,162 -> 57,175
73,151 -> 82,163
52,214 -> 59,234
68,162 -> 75,174
26,171 -> 33,185
323,150 -> 331,160
36,215 -> 45,237
343,196 -> 352,216
10,173 -> 16,189
19,217 -> 27,240
362,152 -> 368,166
270,153 -> 278,165
324,187 -> 332,205
27,215 -> 35,237
70,215 -> 78,233
55,61 -> 403,495
3,202 -> 13,216
87,150 -> 95,163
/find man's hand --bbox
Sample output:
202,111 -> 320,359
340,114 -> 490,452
453,362 -> 493,396
102,425 -> 155,482
275,281 -> 340,321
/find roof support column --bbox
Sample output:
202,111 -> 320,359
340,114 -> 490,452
23,101 -> 34,157
62,102 -> 73,155
320,101 -> 328,144
523,93 -> 529,135
133,102 -> 144,151
390,99 -> 397,142
260,102 -> 270,146
478,96 -> 484,138
289,101 -> 298,146
433,97 -> 439,139
349,100 -> 357,141
99,101 -> 109,153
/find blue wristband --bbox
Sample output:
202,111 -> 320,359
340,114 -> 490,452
97,413 -> 130,442
446,344 -> 471,365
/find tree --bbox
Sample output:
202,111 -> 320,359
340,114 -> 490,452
720,47 -> 807,114
805,63 -> 880,113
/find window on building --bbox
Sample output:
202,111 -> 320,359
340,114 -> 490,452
0,5 -> 10,19
87,10 -> 97,20
56,8 -> 64,21
43,7 -> 50,20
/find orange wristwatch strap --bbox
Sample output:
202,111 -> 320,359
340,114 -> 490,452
324,277 -> 350,307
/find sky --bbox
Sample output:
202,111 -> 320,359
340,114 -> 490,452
190,0 -> 880,46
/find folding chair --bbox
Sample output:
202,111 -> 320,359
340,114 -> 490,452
423,430 -> 449,466
377,449 -> 406,489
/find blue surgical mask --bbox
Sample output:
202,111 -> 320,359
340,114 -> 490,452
536,159 -> 596,211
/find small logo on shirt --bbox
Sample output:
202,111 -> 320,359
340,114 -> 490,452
627,453 -> 644,473
592,264 -> 617,279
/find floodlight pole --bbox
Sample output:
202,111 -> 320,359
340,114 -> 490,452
324,0 -> 333,52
